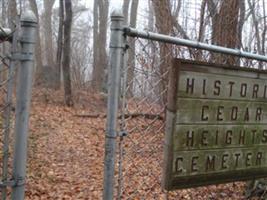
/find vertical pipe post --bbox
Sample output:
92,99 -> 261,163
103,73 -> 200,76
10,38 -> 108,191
103,10 -> 124,200
11,10 -> 37,200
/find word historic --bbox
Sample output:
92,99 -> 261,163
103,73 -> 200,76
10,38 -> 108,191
163,59 -> 267,191
185,78 -> 267,99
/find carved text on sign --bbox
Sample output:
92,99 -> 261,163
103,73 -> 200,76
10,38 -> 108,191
163,60 -> 267,190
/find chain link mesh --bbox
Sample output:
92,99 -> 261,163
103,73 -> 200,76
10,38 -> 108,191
0,27 -> 18,199
115,35 -> 265,199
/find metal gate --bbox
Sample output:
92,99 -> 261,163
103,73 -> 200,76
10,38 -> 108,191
0,11 -> 37,200
103,10 -> 267,200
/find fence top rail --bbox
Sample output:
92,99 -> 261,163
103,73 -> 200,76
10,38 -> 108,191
124,27 -> 267,63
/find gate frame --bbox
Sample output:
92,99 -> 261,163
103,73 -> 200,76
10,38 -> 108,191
103,9 -> 267,200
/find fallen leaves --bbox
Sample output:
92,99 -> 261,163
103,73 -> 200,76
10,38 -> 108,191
0,89 -> 248,199
25,90 -> 105,199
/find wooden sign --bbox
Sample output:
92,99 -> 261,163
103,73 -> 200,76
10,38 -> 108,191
163,59 -> 267,190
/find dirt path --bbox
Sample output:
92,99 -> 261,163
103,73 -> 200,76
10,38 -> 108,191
21,92 -> 250,199
26,100 -> 105,199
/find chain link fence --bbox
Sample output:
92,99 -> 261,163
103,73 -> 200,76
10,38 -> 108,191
0,25 -> 18,200
103,11 -> 267,200
116,39 -> 171,199
116,37 -> 267,200
0,11 -> 37,200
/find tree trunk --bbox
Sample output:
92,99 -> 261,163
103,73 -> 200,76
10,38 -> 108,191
148,0 -> 154,32
2,0 -> 7,27
237,0 -> 245,50
98,0 -> 109,92
247,0 -> 261,54
92,0 -> 99,90
62,0 -> 73,106
123,0 -> 130,25
92,0 -> 109,92
236,0 -> 245,66
196,0 -> 207,60
209,0 -> 240,65
55,0 -> 64,89
28,0 -> 43,73
43,0 -> 55,67
152,0 -> 174,104
247,0 -> 266,69
262,0 -> 267,56
127,0 -> 139,96
7,0 -> 17,30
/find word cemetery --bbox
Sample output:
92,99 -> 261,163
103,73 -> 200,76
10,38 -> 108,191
163,59 -> 267,190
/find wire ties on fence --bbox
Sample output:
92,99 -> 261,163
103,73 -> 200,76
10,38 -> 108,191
0,103 -> 12,114
0,56 -> 10,67
0,26 -> 12,43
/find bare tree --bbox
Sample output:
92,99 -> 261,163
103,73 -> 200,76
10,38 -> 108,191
7,0 -> 17,29
123,0 -> 130,25
248,0 -> 261,55
1,0 -> 7,27
207,0 -> 241,65
247,0 -> 267,69
92,0 -> 109,92
196,0 -> 207,60
198,0 -> 207,43
147,0 -> 156,70
237,0 -> 246,50
55,0 -> 64,89
62,0 -> 73,106
127,0 -> 139,96
70,5 -> 92,89
28,0 -> 43,73
261,0 -> 267,56
43,0 -> 56,67
152,0 -> 174,102
92,0 -> 99,90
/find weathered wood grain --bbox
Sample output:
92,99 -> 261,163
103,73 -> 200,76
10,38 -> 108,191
163,59 -> 267,190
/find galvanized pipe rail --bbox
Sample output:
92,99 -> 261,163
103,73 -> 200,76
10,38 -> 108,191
124,27 -> 267,62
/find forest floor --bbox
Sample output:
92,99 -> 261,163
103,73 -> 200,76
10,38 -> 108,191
25,89 -> 106,199
4,88 -> 259,199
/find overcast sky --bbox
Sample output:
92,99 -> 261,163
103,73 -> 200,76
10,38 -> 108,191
86,0 -> 123,11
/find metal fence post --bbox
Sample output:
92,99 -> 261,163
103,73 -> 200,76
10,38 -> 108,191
103,9 -> 124,200
11,10 -> 37,200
